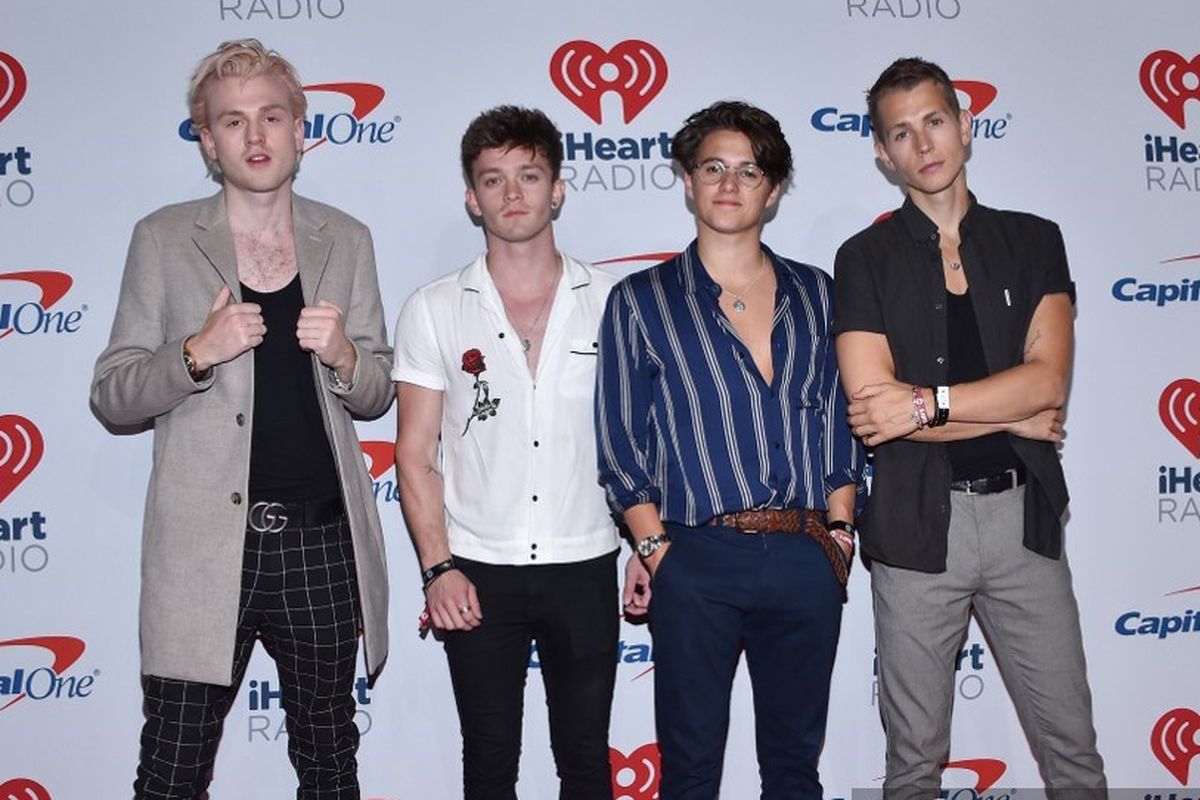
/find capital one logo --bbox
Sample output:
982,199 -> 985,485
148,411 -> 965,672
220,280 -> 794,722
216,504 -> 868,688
0,415 -> 43,504
0,778 -> 52,800
360,440 -> 395,480
0,52 -> 27,127
0,271 -> 76,340
550,40 -> 668,124
1141,51 -> 1200,129
179,83 -> 395,153
611,743 -> 660,800
955,81 -> 997,116
1160,379 -> 1200,458
1151,707 -> 1200,785
942,758 -> 1006,792
0,636 -> 86,713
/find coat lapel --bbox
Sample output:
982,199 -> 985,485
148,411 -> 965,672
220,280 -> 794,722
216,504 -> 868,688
190,193 -> 240,300
293,196 -> 333,305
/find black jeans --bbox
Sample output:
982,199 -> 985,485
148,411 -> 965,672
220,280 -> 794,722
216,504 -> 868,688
134,511 -> 361,800
444,550 -> 619,800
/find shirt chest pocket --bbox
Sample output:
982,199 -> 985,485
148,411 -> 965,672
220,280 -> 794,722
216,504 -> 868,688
560,337 -> 600,399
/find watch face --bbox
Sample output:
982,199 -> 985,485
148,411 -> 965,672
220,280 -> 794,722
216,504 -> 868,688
637,536 -> 660,557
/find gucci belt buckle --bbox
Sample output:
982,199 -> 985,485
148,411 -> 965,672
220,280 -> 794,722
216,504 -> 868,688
248,501 -> 289,533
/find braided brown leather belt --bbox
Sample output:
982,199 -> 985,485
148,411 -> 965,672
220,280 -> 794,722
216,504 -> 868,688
708,508 -> 849,587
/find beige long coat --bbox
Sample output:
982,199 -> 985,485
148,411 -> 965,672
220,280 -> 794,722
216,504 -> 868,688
91,192 -> 393,686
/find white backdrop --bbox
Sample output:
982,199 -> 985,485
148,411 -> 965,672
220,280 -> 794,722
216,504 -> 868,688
2,2 -> 1199,798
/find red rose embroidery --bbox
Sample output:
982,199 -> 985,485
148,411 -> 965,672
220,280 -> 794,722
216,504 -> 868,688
461,348 -> 486,376
461,347 -> 500,435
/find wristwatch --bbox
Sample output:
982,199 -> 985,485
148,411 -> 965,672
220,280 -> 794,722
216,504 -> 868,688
932,385 -> 951,427
826,520 -> 857,537
635,533 -> 669,558
182,339 -> 211,382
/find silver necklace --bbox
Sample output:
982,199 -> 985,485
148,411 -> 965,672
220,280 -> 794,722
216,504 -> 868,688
724,253 -> 769,313
507,263 -> 560,352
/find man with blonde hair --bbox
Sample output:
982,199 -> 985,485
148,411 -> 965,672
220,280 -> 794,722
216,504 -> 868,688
93,39 -> 393,799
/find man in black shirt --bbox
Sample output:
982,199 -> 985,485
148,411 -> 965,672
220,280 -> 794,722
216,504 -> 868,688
92,40 -> 393,798
833,58 -> 1106,797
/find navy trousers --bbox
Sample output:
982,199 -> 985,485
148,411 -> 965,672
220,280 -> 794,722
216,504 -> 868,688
651,524 -> 843,800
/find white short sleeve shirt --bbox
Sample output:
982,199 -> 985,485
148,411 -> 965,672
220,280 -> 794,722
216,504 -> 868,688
392,253 -> 620,565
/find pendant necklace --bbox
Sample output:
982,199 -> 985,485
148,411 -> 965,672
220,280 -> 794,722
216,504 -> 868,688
947,260 -> 962,271
724,253 -> 769,313
508,261 -> 560,352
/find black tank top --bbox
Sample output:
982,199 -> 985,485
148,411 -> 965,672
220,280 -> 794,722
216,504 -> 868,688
241,276 -> 341,500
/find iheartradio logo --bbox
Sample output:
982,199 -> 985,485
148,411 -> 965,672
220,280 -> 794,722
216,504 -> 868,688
0,415 -> 43,503
0,52 -> 27,127
1159,379 -> 1200,459
0,778 -> 52,800
1141,51 -> 1200,129
359,440 -> 395,480
611,743 -> 659,800
550,40 -> 668,125
1151,707 -> 1200,785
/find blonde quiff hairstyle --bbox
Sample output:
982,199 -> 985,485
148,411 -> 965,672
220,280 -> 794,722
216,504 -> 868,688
187,39 -> 307,133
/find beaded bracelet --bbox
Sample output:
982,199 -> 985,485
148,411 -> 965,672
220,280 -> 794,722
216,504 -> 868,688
911,386 -> 930,429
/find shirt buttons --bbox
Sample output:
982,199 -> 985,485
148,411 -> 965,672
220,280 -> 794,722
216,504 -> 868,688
231,492 -> 242,505
533,440 -> 540,448
235,413 -> 246,426
928,233 -> 939,242
532,495 -> 539,502
499,332 -> 506,339
936,356 -> 945,365
934,303 -> 943,311
531,543 -> 538,550
530,553 -> 538,561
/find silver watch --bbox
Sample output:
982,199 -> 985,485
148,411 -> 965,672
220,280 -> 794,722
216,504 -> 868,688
635,533 -> 669,558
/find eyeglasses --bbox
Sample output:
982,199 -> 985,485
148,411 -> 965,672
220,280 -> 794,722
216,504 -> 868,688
693,159 -> 767,190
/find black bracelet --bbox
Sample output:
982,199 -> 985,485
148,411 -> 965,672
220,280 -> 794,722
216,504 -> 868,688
826,520 -> 857,537
421,558 -> 456,590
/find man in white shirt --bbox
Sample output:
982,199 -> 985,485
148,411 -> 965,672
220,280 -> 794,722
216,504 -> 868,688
392,106 -> 639,799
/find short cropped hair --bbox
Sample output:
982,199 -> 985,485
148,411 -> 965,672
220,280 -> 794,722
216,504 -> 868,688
670,101 -> 793,188
187,39 -> 306,133
460,106 -> 564,186
867,57 -> 961,141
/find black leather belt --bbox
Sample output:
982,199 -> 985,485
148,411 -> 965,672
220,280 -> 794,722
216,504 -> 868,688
246,496 -> 344,533
949,467 -> 1025,495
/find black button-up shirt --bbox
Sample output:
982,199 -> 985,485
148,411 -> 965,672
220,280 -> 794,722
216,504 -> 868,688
833,194 -> 1075,572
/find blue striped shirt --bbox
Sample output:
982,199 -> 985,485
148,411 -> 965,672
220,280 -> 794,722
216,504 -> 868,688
595,241 -> 864,525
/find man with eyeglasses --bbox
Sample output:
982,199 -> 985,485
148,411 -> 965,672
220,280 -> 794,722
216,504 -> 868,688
596,100 -> 865,799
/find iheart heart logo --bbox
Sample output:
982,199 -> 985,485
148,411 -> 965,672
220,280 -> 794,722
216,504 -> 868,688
0,778 -> 52,800
0,52 -> 28,126
1159,379 -> 1200,459
1141,51 -> 1200,129
1151,707 -> 1200,785
611,743 -> 660,800
359,440 -> 395,480
0,415 -> 43,503
550,40 -> 668,124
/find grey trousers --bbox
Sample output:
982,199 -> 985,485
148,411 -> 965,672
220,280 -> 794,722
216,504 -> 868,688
871,486 -> 1106,799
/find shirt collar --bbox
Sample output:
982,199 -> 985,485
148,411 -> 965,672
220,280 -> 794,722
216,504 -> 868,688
895,191 -> 980,246
680,239 -> 784,297
457,251 -> 592,293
